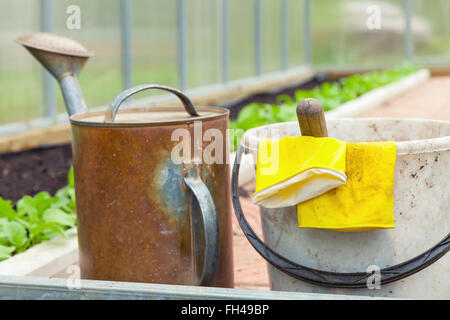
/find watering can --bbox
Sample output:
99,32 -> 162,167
18,33 -> 234,287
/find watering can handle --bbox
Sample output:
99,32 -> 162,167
184,165 -> 220,286
232,144 -> 450,288
104,84 -> 199,122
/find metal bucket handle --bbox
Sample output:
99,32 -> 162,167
106,84 -> 219,285
104,84 -> 199,122
232,145 -> 450,288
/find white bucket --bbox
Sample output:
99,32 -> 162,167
232,118 -> 450,299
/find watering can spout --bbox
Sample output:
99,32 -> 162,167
17,32 -> 93,116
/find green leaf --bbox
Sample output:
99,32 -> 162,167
16,195 -> 39,222
0,218 -> 10,246
2,220 -> 27,251
0,232 -> 9,246
236,103 -> 274,131
29,221 -> 66,238
56,184 -> 76,211
37,230 -> 60,242
27,221 -> 68,247
273,104 -> 297,122
0,197 -> 17,221
68,194 -> 76,211
229,121 -> 245,152
33,191 -> 53,215
50,196 -> 72,213
294,89 -> 311,102
68,166 -> 74,188
0,244 -> 15,261
275,94 -> 293,105
43,208 -> 76,228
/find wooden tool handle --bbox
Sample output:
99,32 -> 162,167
296,98 -> 328,137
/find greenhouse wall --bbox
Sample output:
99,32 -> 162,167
0,0 -> 449,125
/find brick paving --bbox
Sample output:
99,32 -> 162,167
232,76 -> 450,290
232,182 -> 270,290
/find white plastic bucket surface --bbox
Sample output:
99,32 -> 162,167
240,118 -> 450,299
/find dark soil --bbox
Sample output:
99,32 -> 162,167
222,73 -> 330,120
0,144 -> 72,203
0,75 -> 330,203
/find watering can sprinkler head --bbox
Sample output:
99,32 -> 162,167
17,32 -> 93,116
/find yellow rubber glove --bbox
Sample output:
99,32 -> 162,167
297,142 -> 397,232
254,136 -> 347,208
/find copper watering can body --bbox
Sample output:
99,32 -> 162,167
18,33 -> 234,287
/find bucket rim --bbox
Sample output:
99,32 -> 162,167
241,117 -> 450,156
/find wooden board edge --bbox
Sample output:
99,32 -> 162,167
0,122 -> 72,154
325,66 -> 450,81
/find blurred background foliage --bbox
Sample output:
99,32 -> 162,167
0,0 -> 449,124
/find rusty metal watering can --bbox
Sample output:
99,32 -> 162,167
18,33 -> 234,287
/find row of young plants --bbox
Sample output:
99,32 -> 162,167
0,168 -> 76,261
229,64 -> 419,151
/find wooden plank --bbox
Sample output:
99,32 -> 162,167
187,67 -> 315,106
0,122 -> 71,154
325,65 -> 450,81
0,275 -> 386,300
325,69 -> 374,81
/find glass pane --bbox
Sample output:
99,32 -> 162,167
311,0 -> 405,67
262,0 -> 281,73
132,0 -> 177,88
412,0 -> 450,64
186,0 -> 220,88
229,0 -> 255,80
54,0 -> 122,112
288,0 -> 305,68
0,0 -> 42,124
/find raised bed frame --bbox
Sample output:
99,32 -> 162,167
0,275 -> 386,300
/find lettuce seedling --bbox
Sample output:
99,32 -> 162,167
0,167 -> 76,261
